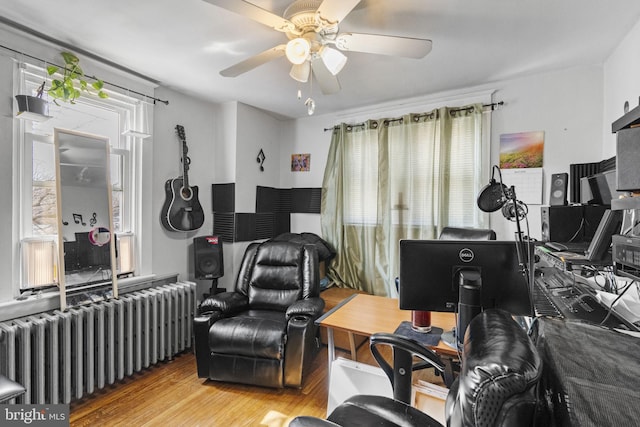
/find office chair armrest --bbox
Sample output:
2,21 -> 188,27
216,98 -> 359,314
289,416 -> 341,427
193,310 -> 226,378
371,332 -> 446,373
198,291 -> 248,315
0,375 -> 26,403
370,332 -> 446,404
286,297 -> 325,320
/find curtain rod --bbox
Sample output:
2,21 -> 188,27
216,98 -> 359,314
323,101 -> 504,132
0,42 -> 169,106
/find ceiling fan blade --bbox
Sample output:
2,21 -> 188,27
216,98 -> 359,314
220,45 -> 286,77
202,0 -> 294,32
311,57 -> 341,95
317,0 -> 361,24
335,33 -> 432,58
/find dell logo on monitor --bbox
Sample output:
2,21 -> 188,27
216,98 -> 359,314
459,248 -> 474,262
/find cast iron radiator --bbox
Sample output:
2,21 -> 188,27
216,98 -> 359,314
0,281 -> 197,404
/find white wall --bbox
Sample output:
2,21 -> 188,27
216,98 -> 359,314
604,18 -> 640,157
235,102 -> 282,211
489,66 -> 604,240
152,86 -> 221,297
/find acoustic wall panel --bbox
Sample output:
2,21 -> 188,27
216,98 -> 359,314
212,183 -> 235,213
214,184 -> 320,242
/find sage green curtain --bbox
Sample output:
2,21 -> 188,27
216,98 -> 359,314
321,105 -> 485,296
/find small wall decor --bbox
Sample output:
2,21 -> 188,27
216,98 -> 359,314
291,153 -> 310,171
257,149 -> 266,171
499,131 -> 544,205
499,131 -> 544,169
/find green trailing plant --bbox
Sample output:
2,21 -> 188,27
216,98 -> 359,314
46,51 -> 108,105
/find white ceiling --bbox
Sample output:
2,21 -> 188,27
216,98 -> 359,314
2,0 -> 640,119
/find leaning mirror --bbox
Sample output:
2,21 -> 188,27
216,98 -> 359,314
54,128 -> 118,310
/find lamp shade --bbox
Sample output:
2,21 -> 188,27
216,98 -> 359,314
21,237 -> 57,288
290,62 -> 310,82
286,38 -> 311,65
320,46 -> 347,75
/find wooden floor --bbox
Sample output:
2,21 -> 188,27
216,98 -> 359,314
69,342 -> 425,427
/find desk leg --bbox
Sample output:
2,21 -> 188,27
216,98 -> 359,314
327,327 -> 335,374
348,332 -> 357,361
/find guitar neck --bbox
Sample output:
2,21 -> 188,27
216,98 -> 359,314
176,124 -> 191,188
181,138 -> 190,188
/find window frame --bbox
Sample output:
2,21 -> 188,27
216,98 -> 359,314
16,62 -> 144,292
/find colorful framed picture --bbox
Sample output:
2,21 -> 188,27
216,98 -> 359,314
499,131 -> 544,169
291,153 -> 310,171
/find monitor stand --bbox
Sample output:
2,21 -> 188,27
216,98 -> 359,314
441,328 -> 458,350
443,269 -> 483,351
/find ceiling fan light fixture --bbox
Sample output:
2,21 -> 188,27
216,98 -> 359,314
305,97 -> 315,115
286,38 -> 311,65
320,46 -> 347,75
290,62 -> 310,82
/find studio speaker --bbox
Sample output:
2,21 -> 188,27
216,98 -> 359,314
549,173 -> 568,206
194,236 -> 224,279
616,127 -> 640,191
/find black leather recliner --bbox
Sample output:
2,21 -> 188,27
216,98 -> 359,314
193,240 -> 324,388
291,309 -> 542,426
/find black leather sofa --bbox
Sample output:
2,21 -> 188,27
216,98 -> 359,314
291,309 -> 543,426
193,240 -> 324,388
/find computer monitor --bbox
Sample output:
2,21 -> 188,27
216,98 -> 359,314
398,240 -> 533,317
585,169 -> 623,205
585,209 -> 622,261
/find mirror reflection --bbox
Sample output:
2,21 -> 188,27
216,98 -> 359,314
55,128 -> 118,308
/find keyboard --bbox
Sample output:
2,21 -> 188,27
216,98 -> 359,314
533,269 -> 632,330
533,279 -> 563,318
545,241 -> 589,252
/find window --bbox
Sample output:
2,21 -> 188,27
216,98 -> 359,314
341,109 -> 484,229
322,105 -> 487,296
18,62 -> 145,290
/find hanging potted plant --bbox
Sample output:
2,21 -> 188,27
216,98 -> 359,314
15,80 -> 49,119
45,51 -> 108,105
15,51 -> 108,119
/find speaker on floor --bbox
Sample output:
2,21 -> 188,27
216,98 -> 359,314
549,173 -> 568,206
194,236 -> 224,279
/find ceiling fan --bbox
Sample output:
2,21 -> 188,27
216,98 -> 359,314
203,0 -> 432,96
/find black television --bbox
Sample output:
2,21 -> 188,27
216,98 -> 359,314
398,240 -> 534,317
585,209 -> 622,261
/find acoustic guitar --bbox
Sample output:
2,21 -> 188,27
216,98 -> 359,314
160,125 -> 205,232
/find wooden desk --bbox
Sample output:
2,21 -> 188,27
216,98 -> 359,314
317,294 -> 458,369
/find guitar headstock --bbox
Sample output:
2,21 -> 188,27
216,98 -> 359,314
175,124 -> 186,142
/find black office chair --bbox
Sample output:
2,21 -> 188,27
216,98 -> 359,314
290,309 -> 543,427
0,376 -> 25,404
438,226 -> 496,240
0,331 -> 26,403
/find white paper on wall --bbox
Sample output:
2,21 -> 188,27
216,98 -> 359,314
500,167 -> 543,205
